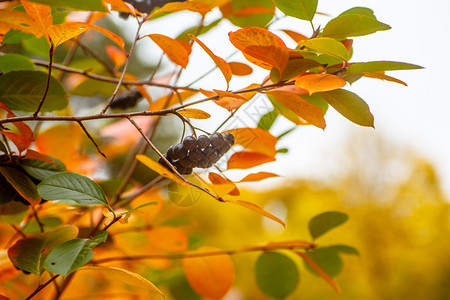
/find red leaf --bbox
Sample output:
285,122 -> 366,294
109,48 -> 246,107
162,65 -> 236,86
24,149 -> 57,165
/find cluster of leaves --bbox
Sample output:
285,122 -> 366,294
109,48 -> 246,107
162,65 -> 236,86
0,0 -> 421,299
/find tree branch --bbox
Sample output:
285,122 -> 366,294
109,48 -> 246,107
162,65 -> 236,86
33,45 -> 54,117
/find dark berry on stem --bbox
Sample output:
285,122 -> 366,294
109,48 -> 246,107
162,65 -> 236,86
173,143 -> 187,159
203,145 -> 218,162
197,157 -> 209,168
218,143 -> 231,155
211,132 -> 225,149
188,148 -> 203,162
182,136 -> 198,151
184,167 -> 193,175
158,155 -> 170,169
197,135 -> 210,149
166,145 -> 175,160
179,157 -> 195,168
223,132 -> 235,146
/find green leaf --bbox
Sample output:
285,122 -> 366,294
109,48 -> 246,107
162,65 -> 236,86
324,245 -> 359,256
321,89 -> 374,127
308,211 -> 349,239
2,30 -> 35,44
277,148 -> 288,154
257,110 -> 278,131
273,0 -> 318,21
300,38 -> 349,61
71,79 -> 118,98
8,225 -> 78,276
255,252 -> 299,299
45,231 -> 108,275
280,58 -> 322,81
0,166 -> 40,206
0,54 -> 36,73
22,36 -> 50,58
0,201 -> 28,224
23,217 -> 63,234
304,248 -> 343,277
339,7 -> 376,19
322,14 -> 391,39
37,172 -> 109,207
25,0 -> 107,11
301,93 -> 329,115
222,0 -> 275,28
0,140 -> 8,153
0,178 -> 18,205
0,70 -> 68,112
346,61 -> 423,74
21,157 -> 66,181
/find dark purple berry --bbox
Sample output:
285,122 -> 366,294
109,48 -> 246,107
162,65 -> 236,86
188,148 -> 203,162
183,167 -> 193,175
173,143 -> 187,159
197,157 -> 209,168
158,155 -> 170,169
210,132 -> 225,149
203,145 -> 218,162
223,132 -> 235,146
197,135 -> 210,149
173,161 -> 186,174
182,136 -> 198,151
179,157 -> 195,168
218,142 -> 231,155
166,145 -> 175,160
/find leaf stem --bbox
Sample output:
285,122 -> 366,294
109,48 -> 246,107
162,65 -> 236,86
25,274 -> 59,300
33,44 -> 54,117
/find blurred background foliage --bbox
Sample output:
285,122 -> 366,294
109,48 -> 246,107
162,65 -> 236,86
1,130 -> 448,299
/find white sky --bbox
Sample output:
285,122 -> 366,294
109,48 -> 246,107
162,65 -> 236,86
129,0 -> 450,197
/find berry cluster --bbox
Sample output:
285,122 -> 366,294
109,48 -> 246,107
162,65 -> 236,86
158,132 -> 235,175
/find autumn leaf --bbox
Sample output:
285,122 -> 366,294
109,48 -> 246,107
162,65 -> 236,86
0,103 -> 34,152
176,108 -> 211,119
150,1 -> 212,18
227,151 -> 276,169
183,246 -> 234,300
147,226 -> 188,253
295,74 -> 346,95
104,0 -> 137,17
105,45 -> 126,68
48,22 -> 89,49
227,199 -> 286,227
224,128 -> 278,156
208,172 -> 239,196
229,27 -> 289,74
136,154 -> 189,186
189,34 -> 232,88
228,62 -> 253,76
24,149 -> 57,165
21,0 -> 52,44
147,34 -> 189,68
0,10 -> 43,38
297,251 -> 341,293
282,29 -> 308,44
150,90 -> 197,111
234,6 -> 275,17
237,172 -> 280,183
207,84 -> 259,111
363,72 -> 407,86
267,91 -> 326,129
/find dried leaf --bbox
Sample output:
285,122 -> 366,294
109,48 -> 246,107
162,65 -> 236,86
227,200 -> 285,227
176,108 -> 210,119
183,246 -> 234,300
189,34 -> 232,87
224,128 -> 277,156
147,34 -> 189,68
297,251 -> 341,293
295,74 -> 346,95
229,27 -> 289,73
227,151 -> 276,169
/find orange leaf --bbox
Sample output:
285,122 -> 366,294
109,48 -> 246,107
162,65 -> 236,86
295,74 -> 346,95
267,91 -> 326,129
229,27 -> 289,73
340,39 -> 353,54
210,86 -> 260,111
228,62 -> 253,76
189,34 -> 232,88
363,72 -> 407,86
282,29 -> 308,44
150,90 -> 197,111
297,251 -> 341,293
0,103 -> 34,152
21,0 -> 52,43
47,22 -> 89,49
271,84 -> 309,94
199,89 -> 217,98
91,25 -> 125,50
237,172 -> 279,183
0,10 -> 43,38
147,34 -> 189,68
147,227 -> 188,253
208,172 -> 239,196
136,154 -> 189,186
0,132 -> 32,153
227,200 -> 285,228
24,149 -> 57,165
227,151 -> 275,169
177,108 -> 210,119
182,246 -> 234,300
150,2 -> 212,17
234,6 -> 274,17
106,45 -> 126,68
104,0 -> 137,17
224,128 -> 277,156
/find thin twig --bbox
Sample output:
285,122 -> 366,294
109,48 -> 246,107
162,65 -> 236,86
25,275 -> 59,300
31,206 -> 45,233
11,224 -> 26,239
33,45 -> 54,117
77,121 -> 106,158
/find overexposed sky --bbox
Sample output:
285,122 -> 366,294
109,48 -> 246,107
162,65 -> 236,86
129,0 -> 450,197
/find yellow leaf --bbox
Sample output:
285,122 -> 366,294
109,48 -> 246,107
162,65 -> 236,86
227,200 -> 286,228
189,34 -> 232,88
136,154 -> 189,186
297,252 -> 341,294
237,172 -> 279,183
150,2 -> 212,17
177,108 -> 210,119
91,25 -> 125,50
104,0 -> 137,17
224,127 -> 277,156
106,45 -> 126,68
147,34 -> 189,68
182,246 -> 234,300
21,0 -> 52,43
208,172 -> 239,196
227,151 -> 276,170
363,71 -> 407,86
295,73 -> 346,95
267,91 -> 326,129
80,265 -> 164,298
0,10 -> 43,38
47,22 -> 89,49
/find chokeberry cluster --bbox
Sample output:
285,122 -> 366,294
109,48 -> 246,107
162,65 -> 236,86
158,132 -> 235,175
